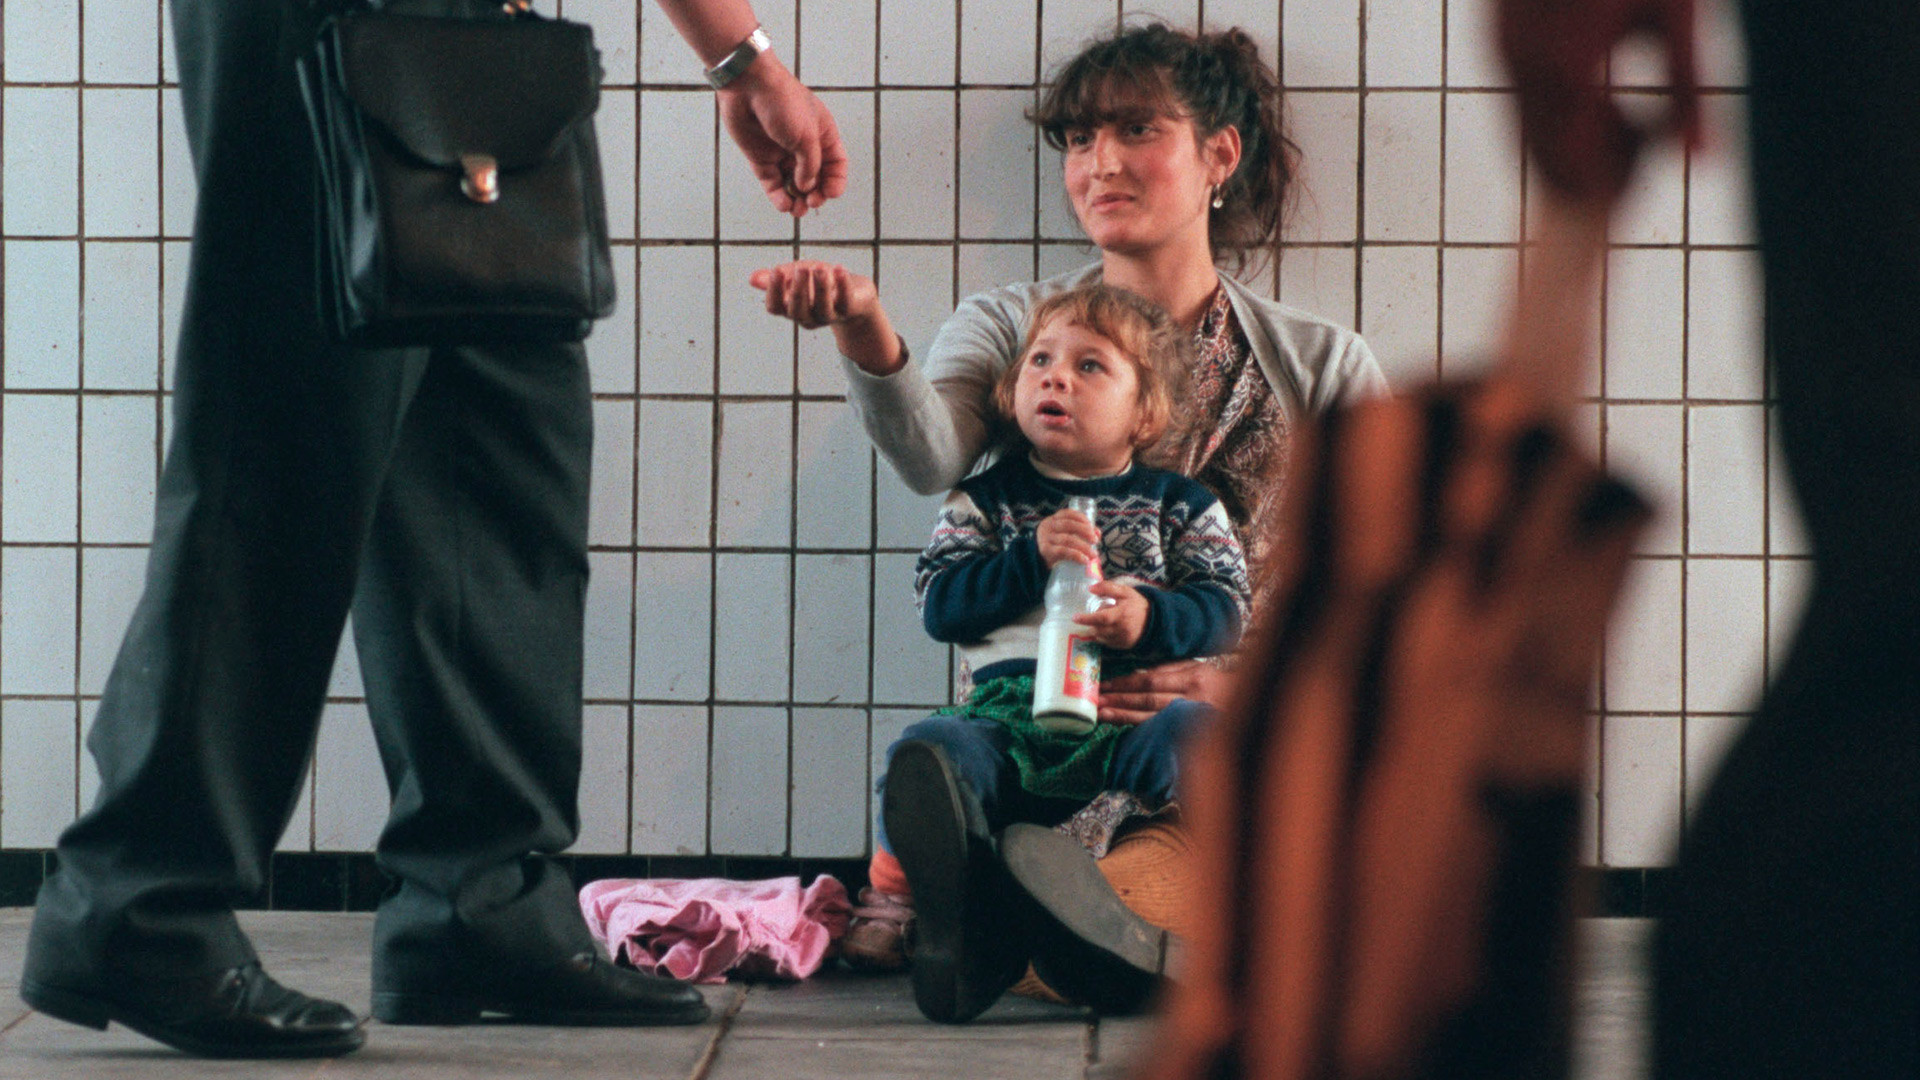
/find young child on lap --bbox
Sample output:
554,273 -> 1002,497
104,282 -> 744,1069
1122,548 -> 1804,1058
846,282 -> 1252,1019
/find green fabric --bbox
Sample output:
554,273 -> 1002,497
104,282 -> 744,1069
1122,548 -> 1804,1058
937,674 -> 1126,802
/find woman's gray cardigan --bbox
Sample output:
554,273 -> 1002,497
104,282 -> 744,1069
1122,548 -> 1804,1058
838,263 -> 1390,496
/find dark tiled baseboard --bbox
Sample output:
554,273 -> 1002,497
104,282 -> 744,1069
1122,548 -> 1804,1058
2,848 -> 1670,917
0,850 -> 873,913
0,850 -> 51,906
1589,866 -> 1677,917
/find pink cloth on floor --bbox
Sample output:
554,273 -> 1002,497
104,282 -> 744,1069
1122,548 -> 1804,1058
579,876 -> 852,984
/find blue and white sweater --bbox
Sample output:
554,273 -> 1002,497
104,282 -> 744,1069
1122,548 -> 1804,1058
915,453 -> 1252,682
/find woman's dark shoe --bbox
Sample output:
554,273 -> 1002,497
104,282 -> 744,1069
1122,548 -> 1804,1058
20,961 -> 365,1058
883,739 -> 1033,1023
999,822 -> 1177,1015
371,952 -> 710,1026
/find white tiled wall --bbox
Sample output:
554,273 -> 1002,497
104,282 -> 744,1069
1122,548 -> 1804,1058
0,0 -> 1789,867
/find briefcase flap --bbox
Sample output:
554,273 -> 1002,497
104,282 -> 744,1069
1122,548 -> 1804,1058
333,13 -> 600,172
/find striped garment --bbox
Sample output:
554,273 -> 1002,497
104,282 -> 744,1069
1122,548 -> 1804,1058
1142,378 -> 1648,1080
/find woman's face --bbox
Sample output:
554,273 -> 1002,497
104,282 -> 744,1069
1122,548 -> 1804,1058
1062,110 -> 1238,260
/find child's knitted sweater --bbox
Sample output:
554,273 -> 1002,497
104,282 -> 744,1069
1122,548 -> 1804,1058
914,453 -> 1251,682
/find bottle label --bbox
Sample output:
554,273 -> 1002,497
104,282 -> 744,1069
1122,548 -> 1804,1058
1061,634 -> 1099,700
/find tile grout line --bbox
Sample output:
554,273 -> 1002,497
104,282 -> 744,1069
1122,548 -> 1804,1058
1674,79 -> 1695,844
622,0 -> 647,863
0,0 -> 8,834
782,0 -> 811,863
1594,5 -> 1616,864
67,0 -> 94,840
1434,0 -> 1448,382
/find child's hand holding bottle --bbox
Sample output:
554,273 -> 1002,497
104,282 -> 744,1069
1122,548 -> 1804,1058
1038,505 -> 1145,649
1076,581 -> 1148,651
1036,507 -> 1100,568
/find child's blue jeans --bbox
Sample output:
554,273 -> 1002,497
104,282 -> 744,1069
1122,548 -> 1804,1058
874,698 -> 1210,854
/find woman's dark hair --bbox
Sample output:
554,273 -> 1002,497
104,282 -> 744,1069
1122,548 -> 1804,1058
1030,23 -> 1299,275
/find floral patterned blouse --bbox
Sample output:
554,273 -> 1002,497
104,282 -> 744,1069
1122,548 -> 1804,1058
1149,284 -> 1292,607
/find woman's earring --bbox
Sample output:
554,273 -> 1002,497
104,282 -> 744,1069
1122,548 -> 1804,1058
1210,186 -> 1225,210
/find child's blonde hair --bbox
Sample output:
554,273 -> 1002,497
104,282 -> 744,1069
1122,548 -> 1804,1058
992,283 -> 1189,450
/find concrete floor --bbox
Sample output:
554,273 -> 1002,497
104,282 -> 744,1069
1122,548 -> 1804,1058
0,910 -> 1652,1079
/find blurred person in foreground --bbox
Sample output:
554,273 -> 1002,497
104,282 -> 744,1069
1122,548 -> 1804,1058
1134,2 -> 1910,1077
1503,0 -> 1914,1075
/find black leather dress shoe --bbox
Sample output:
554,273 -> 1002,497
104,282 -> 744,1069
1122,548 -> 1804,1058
372,952 -> 710,1026
999,822 -> 1177,1015
884,740 -> 1035,1024
20,962 -> 365,1058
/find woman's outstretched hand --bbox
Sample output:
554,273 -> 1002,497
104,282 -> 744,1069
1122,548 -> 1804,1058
1098,658 -> 1229,726
750,260 -> 877,328
750,261 -> 904,375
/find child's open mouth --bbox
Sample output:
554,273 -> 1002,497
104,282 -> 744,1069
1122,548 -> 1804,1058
1035,401 -> 1071,426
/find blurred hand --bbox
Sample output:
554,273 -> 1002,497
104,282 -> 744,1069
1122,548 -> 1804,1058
1495,0 -> 1702,200
1097,659 -> 1229,726
1077,581 -> 1149,651
717,56 -> 849,217
1036,508 -> 1101,569
748,260 -> 878,328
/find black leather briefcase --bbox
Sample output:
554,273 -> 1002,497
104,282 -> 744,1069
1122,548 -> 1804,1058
298,1 -> 615,346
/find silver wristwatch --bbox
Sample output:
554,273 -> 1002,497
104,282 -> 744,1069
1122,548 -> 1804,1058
704,27 -> 772,90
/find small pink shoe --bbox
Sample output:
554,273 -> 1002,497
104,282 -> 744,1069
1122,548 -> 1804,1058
841,888 -> 914,973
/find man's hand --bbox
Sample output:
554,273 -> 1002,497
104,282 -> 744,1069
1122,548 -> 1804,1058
1076,581 -> 1149,651
717,56 -> 849,217
1035,508 -> 1100,569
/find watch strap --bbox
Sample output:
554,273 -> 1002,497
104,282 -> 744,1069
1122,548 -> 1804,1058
705,26 -> 772,90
